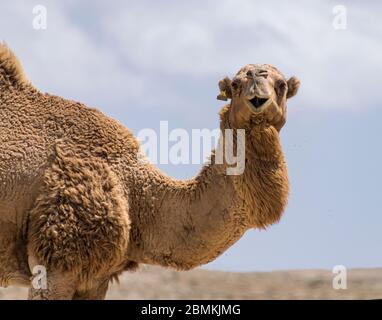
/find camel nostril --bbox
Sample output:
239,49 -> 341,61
246,70 -> 253,77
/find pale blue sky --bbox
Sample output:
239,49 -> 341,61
2,0 -> 381,271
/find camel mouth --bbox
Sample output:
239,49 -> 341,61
247,96 -> 272,112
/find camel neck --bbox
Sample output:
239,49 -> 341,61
124,106 -> 288,270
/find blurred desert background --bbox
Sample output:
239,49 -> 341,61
0,266 -> 381,300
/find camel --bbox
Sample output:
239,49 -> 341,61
0,44 -> 300,299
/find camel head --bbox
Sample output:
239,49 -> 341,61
217,64 -> 300,131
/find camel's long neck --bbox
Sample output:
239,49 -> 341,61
125,106 -> 288,270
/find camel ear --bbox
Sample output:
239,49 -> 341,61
286,76 -> 300,99
217,77 -> 232,101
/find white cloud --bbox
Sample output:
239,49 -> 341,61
0,1 -> 147,110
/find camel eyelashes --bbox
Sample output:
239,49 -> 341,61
277,81 -> 287,90
231,79 -> 240,89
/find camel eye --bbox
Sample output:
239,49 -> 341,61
276,81 -> 287,95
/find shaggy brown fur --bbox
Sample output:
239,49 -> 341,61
29,141 -> 130,284
0,44 -> 300,299
0,44 -> 29,88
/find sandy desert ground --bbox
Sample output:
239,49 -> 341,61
0,266 -> 381,300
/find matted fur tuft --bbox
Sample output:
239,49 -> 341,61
0,43 -> 30,87
28,141 -> 130,287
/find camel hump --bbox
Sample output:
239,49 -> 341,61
0,43 -> 30,87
